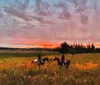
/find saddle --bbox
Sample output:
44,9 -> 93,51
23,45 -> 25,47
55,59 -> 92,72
38,60 -> 44,64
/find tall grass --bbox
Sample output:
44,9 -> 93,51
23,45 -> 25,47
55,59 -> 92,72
0,53 -> 100,85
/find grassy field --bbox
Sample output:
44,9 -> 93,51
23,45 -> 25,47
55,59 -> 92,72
0,53 -> 100,85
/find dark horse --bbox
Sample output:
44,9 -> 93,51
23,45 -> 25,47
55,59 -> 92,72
31,57 -> 49,66
54,57 -> 71,68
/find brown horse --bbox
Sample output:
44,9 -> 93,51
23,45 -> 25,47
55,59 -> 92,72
53,57 -> 71,68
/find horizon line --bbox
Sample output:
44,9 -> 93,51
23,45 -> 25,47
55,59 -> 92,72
0,43 -> 100,49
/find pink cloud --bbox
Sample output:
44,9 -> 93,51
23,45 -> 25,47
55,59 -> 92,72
0,0 -> 100,48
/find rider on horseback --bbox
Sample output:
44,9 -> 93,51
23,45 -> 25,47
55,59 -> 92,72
61,54 -> 65,65
38,55 -> 41,61
38,54 -> 43,64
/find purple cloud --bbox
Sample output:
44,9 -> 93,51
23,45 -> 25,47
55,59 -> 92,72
4,6 -> 31,21
35,0 -> 50,16
0,11 -> 3,18
54,1 -> 72,20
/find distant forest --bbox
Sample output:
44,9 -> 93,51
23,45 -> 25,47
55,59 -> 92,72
0,42 -> 100,54
54,42 -> 100,54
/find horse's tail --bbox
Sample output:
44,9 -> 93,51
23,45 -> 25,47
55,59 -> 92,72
31,59 -> 38,64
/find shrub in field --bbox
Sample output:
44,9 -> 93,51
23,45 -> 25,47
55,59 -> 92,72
26,68 -> 42,76
2,68 -> 14,75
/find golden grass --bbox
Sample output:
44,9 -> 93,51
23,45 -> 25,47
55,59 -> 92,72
0,53 -> 100,85
75,62 -> 98,70
0,54 -> 100,71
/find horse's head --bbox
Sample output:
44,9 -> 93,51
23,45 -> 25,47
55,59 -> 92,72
43,57 -> 49,62
53,57 -> 58,61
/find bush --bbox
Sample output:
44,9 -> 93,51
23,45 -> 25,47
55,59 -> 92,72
26,68 -> 42,76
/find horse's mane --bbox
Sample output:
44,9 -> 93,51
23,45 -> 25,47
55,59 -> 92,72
54,57 -> 60,61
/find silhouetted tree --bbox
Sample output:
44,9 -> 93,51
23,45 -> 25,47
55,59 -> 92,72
59,42 -> 70,53
91,44 -> 95,53
53,42 -> 98,54
87,44 -> 91,52
95,48 -> 100,53
69,45 -> 76,55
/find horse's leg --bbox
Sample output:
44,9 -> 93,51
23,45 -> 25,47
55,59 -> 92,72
66,63 -> 70,69
38,62 -> 41,69
59,65 -> 61,70
68,63 -> 70,68
38,64 -> 41,69
59,64 -> 63,70
64,62 -> 66,65
64,63 -> 68,69
67,64 -> 69,68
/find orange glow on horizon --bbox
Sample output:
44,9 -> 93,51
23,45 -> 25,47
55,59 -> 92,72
11,41 -> 100,48
32,42 -> 60,48
11,41 -> 60,48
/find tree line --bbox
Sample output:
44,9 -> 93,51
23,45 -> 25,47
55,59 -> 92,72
53,42 -> 100,54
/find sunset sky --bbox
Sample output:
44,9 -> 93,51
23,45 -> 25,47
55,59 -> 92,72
0,0 -> 100,48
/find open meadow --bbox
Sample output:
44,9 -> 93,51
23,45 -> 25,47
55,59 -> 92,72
0,53 -> 100,85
